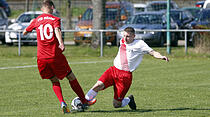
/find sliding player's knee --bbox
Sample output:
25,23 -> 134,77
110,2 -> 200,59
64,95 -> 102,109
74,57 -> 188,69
92,81 -> 105,91
95,82 -> 104,89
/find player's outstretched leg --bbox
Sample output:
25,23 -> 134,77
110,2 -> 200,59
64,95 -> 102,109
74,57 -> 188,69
128,95 -> 136,110
66,72 -> 88,104
87,98 -> 97,106
85,81 -> 105,106
66,72 -> 91,112
86,89 -> 98,106
61,102 -> 70,114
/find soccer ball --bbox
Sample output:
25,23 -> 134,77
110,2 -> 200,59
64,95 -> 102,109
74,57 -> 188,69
71,97 -> 83,111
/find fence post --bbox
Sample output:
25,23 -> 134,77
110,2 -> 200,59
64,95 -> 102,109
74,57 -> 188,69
166,0 -> 171,54
185,30 -> 188,55
18,31 -> 21,56
100,30 -> 103,57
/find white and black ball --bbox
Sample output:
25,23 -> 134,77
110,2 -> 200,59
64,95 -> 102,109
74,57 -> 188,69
71,97 -> 83,111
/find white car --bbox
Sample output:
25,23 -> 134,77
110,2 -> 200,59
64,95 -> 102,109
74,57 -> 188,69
133,3 -> 146,13
203,0 -> 210,8
5,11 -> 43,45
0,7 -> 8,44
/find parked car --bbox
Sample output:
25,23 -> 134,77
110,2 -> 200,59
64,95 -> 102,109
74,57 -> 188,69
0,0 -> 11,17
181,7 -> 201,19
180,7 -> 201,46
144,1 -> 179,12
190,8 -> 210,46
74,1 -> 134,46
133,3 -> 146,13
0,7 -> 8,44
191,8 -> 210,29
169,9 -> 194,43
195,1 -> 204,8
170,9 -> 194,29
5,11 -> 43,45
117,11 -> 179,47
203,0 -> 210,8
5,11 -> 64,45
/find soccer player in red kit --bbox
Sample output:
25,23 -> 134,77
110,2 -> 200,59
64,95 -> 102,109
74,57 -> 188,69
23,0 -> 88,114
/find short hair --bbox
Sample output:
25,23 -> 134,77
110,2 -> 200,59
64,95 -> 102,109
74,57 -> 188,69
42,0 -> 54,8
124,27 -> 135,34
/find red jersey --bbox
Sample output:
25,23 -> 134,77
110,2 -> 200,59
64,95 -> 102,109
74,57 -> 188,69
26,13 -> 62,59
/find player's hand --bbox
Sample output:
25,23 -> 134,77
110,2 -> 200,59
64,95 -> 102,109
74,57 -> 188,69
59,44 -> 65,52
162,56 -> 169,62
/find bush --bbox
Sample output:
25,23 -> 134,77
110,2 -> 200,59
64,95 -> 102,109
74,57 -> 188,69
194,32 -> 210,54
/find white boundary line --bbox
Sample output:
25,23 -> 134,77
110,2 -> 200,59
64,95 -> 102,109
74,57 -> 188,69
0,60 -> 112,70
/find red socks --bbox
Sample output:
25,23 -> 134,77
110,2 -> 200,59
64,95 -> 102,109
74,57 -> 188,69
52,79 -> 87,105
69,79 -> 87,104
52,82 -> 65,104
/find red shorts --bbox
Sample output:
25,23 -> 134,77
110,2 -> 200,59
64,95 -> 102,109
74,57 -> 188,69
37,54 -> 71,80
98,66 -> 132,102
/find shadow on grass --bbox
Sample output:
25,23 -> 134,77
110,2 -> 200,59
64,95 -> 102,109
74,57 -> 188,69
88,107 -> 210,113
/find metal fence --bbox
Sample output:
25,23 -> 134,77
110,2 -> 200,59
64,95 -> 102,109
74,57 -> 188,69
2,0 -> 210,56
2,29 -> 210,57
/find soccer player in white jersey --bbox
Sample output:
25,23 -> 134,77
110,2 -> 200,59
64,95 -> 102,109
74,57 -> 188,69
85,27 -> 169,110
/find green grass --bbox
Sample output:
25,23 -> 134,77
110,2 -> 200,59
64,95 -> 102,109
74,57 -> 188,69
0,45 -> 210,117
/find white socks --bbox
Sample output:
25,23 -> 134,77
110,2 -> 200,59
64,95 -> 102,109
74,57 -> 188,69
85,89 -> 130,108
85,89 -> 98,101
121,97 -> 130,107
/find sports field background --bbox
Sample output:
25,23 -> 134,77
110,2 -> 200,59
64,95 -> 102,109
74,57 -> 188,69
0,45 -> 210,117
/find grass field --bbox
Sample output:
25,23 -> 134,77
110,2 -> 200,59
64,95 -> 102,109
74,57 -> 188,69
0,45 -> 210,117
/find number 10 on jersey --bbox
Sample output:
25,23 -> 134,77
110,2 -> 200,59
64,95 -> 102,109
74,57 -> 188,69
38,24 -> 53,40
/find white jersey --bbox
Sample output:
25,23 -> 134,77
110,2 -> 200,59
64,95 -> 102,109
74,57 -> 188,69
114,39 -> 153,72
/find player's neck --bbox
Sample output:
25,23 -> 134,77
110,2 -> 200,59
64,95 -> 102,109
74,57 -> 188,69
42,9 -> 53,14
43,12 -> 52,15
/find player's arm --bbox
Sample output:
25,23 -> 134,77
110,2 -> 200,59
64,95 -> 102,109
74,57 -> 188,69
149,50 -> 169,62
55,27 -> 65,52
22,28 -> 29,35
23,19 -> 35,35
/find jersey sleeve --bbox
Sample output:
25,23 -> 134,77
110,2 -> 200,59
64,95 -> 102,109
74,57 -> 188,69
26,19 -> 36,32
139,40 -> 153,54
53,18 -> 61,29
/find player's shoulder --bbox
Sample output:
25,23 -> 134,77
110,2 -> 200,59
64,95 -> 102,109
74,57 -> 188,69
135,39 -> 144,42
50,14 -> 60,20
132,39 -> 149,48
42,13 -> 60,19
133,39 -> 145,45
